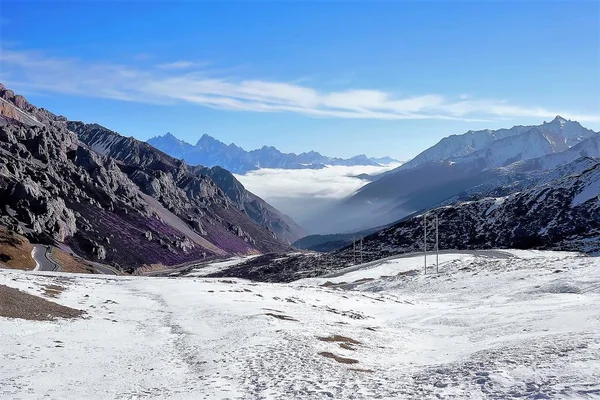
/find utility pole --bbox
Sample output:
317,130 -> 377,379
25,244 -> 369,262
424,213 -> 427,274
353,237 -> 356,265
436,215 -> 439,273
360,237 -> 363,264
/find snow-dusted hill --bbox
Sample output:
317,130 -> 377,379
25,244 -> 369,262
2,250 -> 600,399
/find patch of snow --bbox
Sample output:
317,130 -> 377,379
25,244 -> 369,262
186,255 -> 259,276
31,246 -> 40,271
572,179 -> 600,207
485,196 -> 507,216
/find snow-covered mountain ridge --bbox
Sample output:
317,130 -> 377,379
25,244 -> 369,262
148,132 -> 399,174
401,116 -> 597,171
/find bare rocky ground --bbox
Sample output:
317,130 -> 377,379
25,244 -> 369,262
0,284 -> 84,321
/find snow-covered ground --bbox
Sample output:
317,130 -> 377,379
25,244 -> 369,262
2,250 -> 600,399
185,255 -> 260,277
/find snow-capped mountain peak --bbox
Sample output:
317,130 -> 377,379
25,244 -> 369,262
400,117 -> 597,171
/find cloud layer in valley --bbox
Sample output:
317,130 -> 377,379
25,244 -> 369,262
235,164 -> 400,224
1,48 -> 598,123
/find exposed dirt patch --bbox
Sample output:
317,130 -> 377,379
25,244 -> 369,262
318,352 -> 359,364
0,226 -> 35,270
42,284 -> 66,298
320,281 -> 347,287
339,343 -> 356,351
262,308 -> 284,313
397,269 -> 419,277
349,368 -> 375,373
324,306 -> 367,320
351,278 -> 374,284
318,335 -> 361,345
265,313 -> 297,321
51,248 -> 97,274
0,284 -> 85,321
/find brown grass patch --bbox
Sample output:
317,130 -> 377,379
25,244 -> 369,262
318,352 -> 359,364
0,284 -> 84,321
349,368 -> 375,373
265,313 -> 297,321
51,248 -> 97,274
339,343 -> 356,351
317,335 -> 361,345
0,226 -> 35,270
42,284 -> 65,298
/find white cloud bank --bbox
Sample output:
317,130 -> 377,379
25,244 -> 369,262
235,164 -> 400,223
236,164 -> 399,200
1,48 -> 598,122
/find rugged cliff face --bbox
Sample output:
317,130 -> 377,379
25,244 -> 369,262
0,83 -> 296,271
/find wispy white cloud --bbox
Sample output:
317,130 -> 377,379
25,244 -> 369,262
156,60 -> 208,70
1,48 -> 598,122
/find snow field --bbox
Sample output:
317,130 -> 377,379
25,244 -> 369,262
1,250 -> 600,399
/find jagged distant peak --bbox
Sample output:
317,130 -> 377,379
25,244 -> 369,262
258,145 -> 278,151
541,115 -> 569,127
148,131 -> 389,173
149,131 -> 182,142
195,133 -> 223,147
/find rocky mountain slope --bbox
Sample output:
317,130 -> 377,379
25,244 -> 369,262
333,159 -> 600,261
67,122 -> 306,244
148,133 -> 397,174
0,84 -> 300,272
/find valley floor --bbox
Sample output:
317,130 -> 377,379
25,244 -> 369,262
1,251 -> 600,399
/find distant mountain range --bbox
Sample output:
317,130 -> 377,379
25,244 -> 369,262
147,133 -> 399,174
303,116 -> 600,234
0,83 -> 305,273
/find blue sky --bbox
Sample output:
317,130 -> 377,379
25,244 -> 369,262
1,1 -> 598,159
